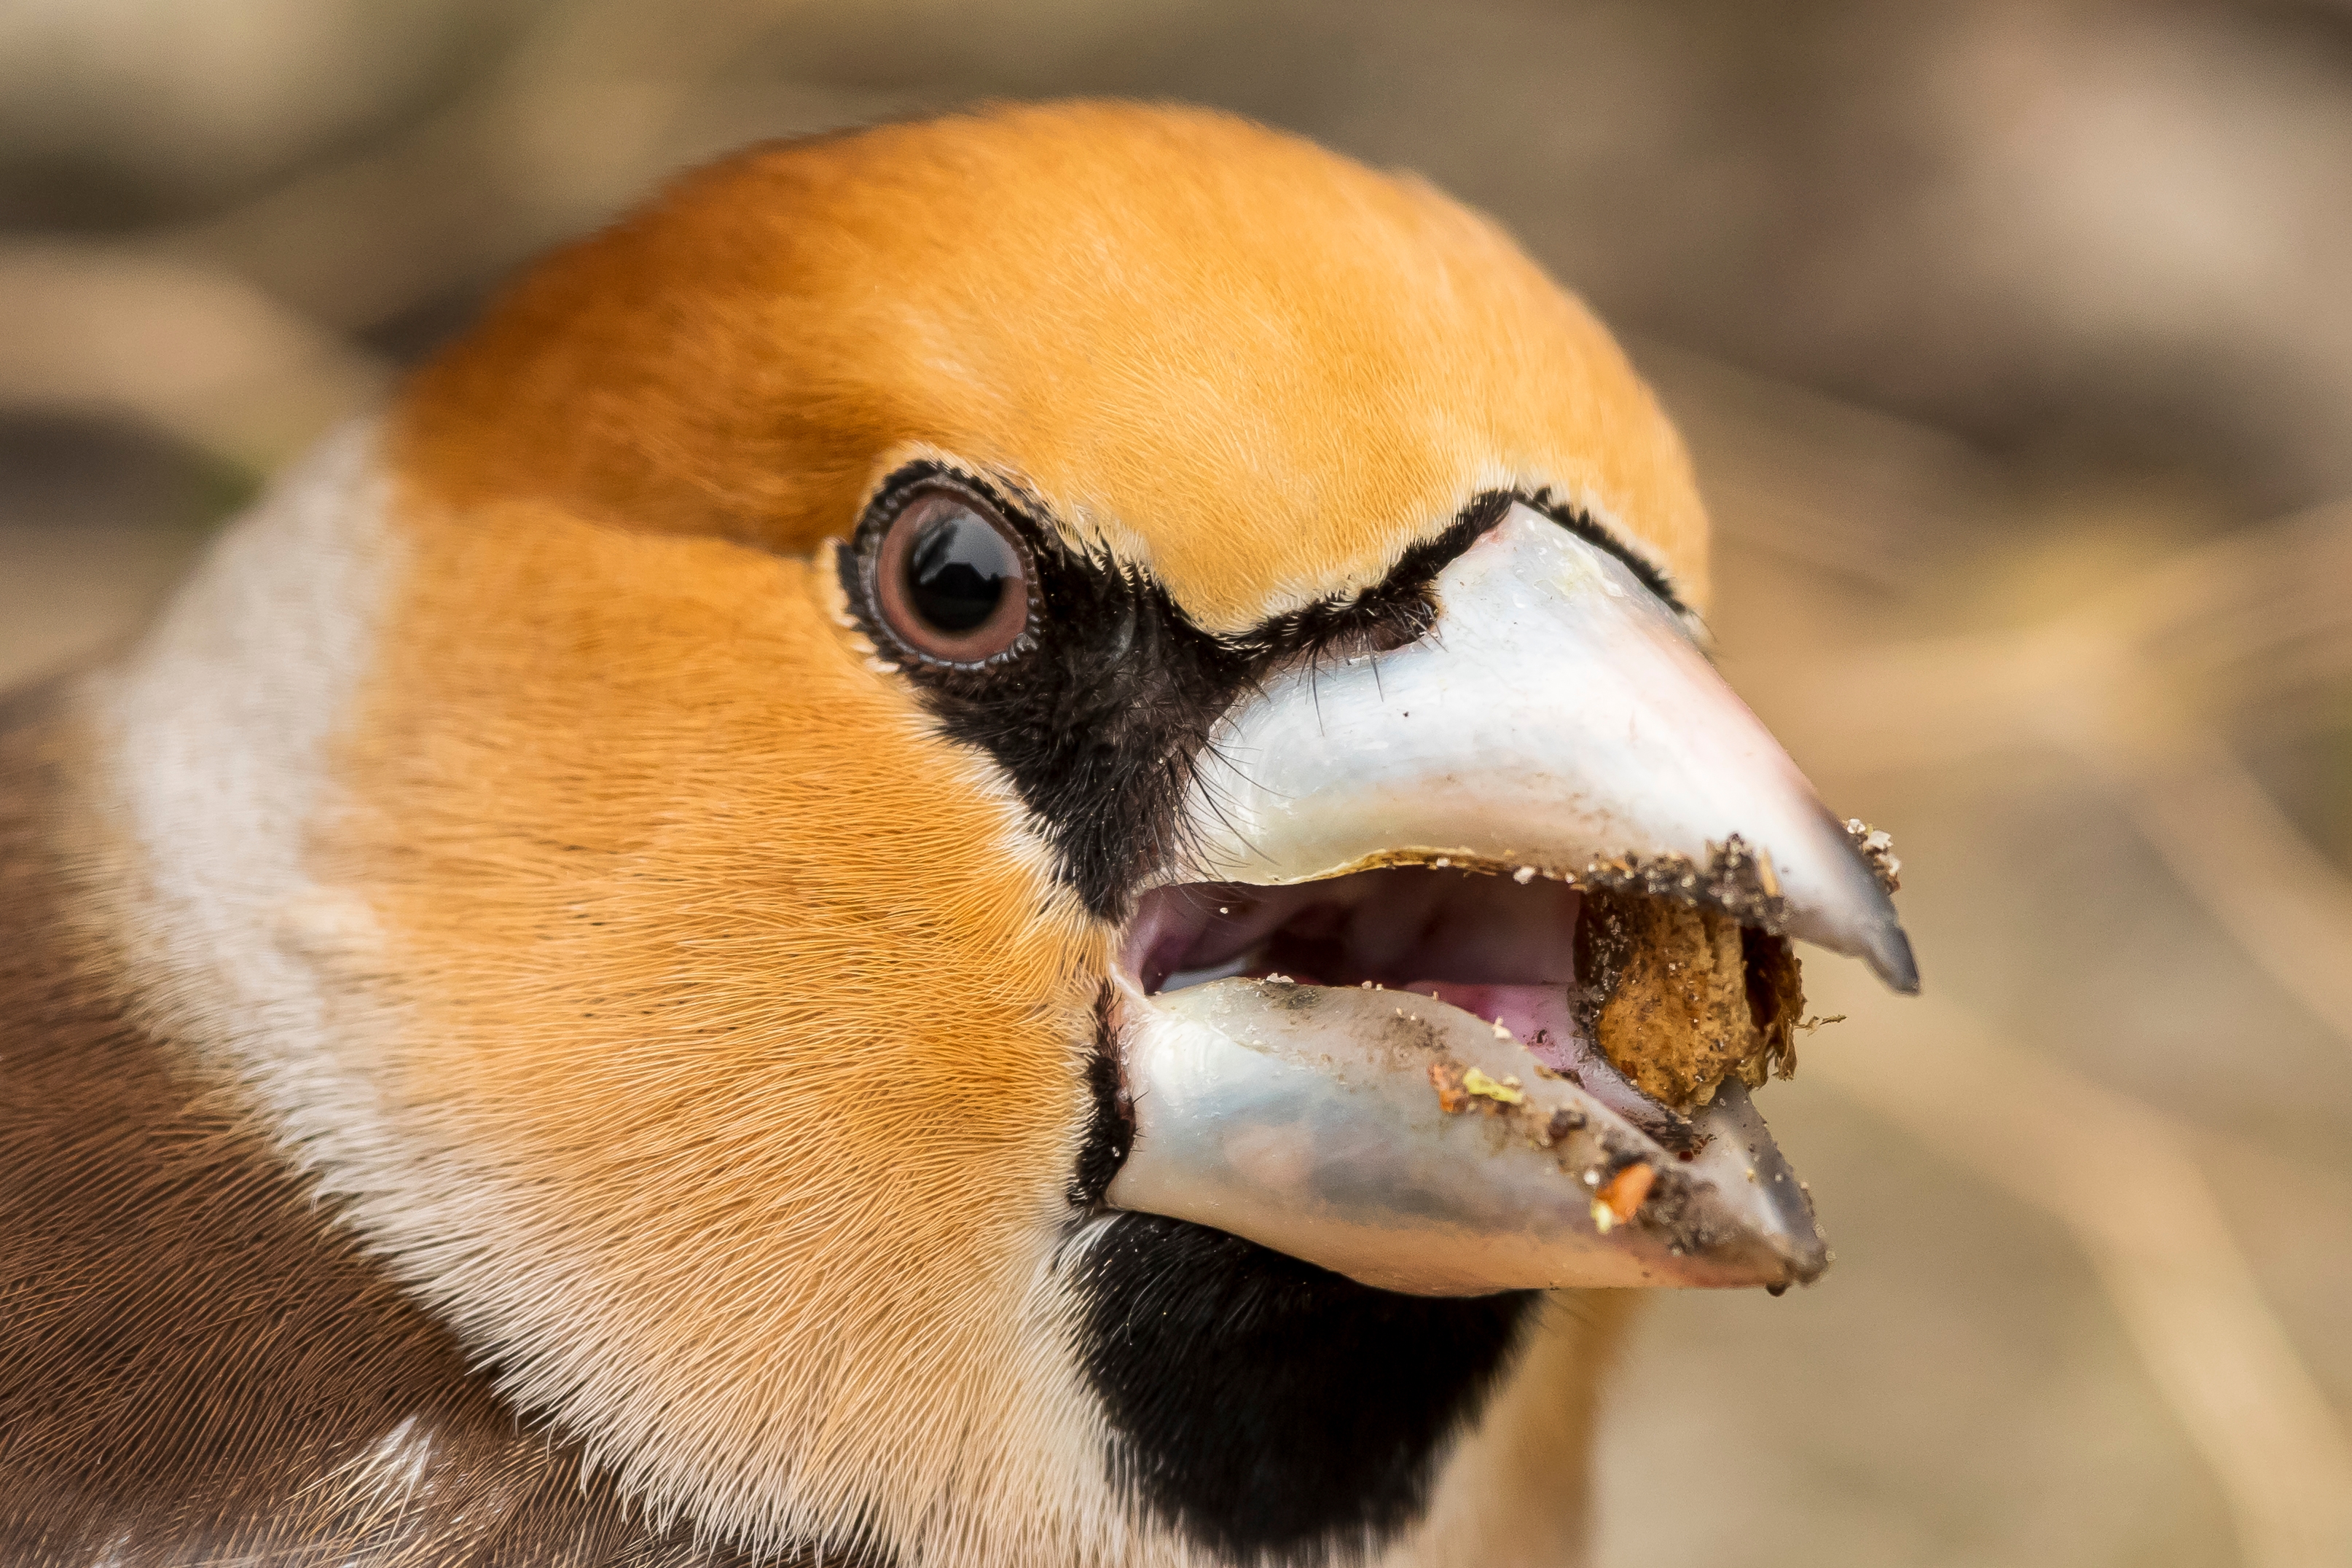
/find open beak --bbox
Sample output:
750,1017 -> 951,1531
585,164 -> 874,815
1102,503 -> 1916,1294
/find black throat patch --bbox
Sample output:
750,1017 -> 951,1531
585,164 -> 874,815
1068,1214 -> 1534,1564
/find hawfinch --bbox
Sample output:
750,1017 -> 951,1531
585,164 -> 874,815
0,101 -> 1913,1567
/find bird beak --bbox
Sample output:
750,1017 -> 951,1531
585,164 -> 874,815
1103,502 -> 1915,1293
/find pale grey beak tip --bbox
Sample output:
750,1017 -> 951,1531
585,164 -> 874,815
1867,920 -> 1921,995
1696,1079 -> 1832,1290
1777,1228 -> 1833,1287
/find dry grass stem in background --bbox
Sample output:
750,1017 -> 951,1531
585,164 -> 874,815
1783,504 -> 2352,1052
1811,973 -> 2352,1568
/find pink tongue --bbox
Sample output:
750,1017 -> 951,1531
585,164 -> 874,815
1408,980 -> 1583,1073
1409,978 -> 1673,1129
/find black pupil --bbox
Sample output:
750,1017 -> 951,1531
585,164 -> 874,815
906,508 -> 1016,634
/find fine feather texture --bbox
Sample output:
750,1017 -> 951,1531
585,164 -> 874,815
28,101 -> 1703,1565
316,483 -> 1125,1559
0,682 -> 777,1567
85,432 -> 1133,1561
398,101 -> 1711,632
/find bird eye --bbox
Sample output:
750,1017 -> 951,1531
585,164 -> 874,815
872,486 -> 1032,665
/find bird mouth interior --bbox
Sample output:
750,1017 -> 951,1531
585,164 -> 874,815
1122,863 -> 1737,1141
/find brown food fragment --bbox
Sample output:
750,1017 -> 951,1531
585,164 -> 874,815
1576,890 -> 1806,1112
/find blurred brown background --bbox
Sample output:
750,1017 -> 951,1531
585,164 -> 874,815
2,2 -> 2348,1564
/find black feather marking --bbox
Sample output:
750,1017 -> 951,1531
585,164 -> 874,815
839,462 -> 1250,920
1069,1215 -> 1534,1564
1069,984 -> 1130,1210
836,466 -> 1660,921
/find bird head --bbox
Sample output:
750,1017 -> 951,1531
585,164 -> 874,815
122,102 -> 1914,1567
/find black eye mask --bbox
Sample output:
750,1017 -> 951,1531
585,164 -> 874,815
840,465 -> 1668,923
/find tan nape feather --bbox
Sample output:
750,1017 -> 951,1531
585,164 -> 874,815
397,101 -> 1710,633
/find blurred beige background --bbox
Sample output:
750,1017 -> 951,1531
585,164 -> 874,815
3,3 -> 2348,1564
